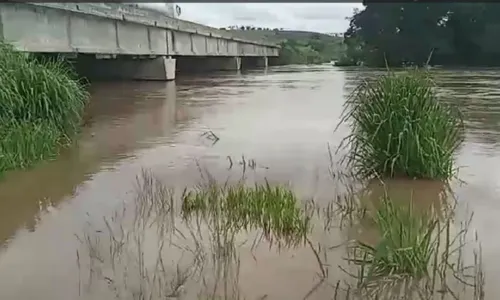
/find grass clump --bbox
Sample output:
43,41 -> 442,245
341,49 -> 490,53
349,198 -> 437,282
339,70 -> 463,180
182,181 -> 310,247
0,42 -> 88,173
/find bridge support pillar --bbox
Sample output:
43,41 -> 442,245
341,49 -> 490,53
241,56 -> 269,70
75,55 -> 176,81
131,56 -> 176,81
219,57 -> 242,71
255,56 -> 268,68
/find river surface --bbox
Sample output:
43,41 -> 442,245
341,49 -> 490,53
0,65 -> 499,299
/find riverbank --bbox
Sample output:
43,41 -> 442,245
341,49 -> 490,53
0,42 -> 88,175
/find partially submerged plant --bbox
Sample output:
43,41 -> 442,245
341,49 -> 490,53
338,69 -> 464,180
182,181 -> 311,247
78,169 -> 485,300
349,198 -> 437,282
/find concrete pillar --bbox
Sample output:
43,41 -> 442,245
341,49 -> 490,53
219,56 -> 241,71
133,56 -> 176,81
255,56 -> 268,68
75,55 -> 176,81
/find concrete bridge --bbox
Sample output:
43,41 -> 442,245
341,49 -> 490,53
0,2 -> 280,81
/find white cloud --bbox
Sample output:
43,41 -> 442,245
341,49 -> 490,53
176,3 -> 364,33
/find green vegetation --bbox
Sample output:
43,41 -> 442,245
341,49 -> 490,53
273,38 -> 340,65
224,27 -> 345,65
276,33 -> 345,65
340,192 -> 484,299
83,169 -> 485,299
350,198 -> 437,281
0,42 -> 87,173
182,181 -> 310,247
343,3 -> 500,67
339,70 -> 463,180
270,32 -> 344,65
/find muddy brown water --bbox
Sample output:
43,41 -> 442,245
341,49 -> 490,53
0,65 -> 499,299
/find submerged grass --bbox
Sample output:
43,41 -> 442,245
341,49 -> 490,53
337,187 -> 485,300
182,180 -> 311,247
77,172 -> 484,300
349,198 -> 437,281
0,42 -> 88,173
338,69 -> 464,180
78,168 -> 485,300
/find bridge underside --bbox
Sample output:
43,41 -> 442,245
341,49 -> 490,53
72,54 -> 270,81
176,56 -> 268,73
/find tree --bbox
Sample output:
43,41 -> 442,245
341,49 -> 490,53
343,3 -> 500,66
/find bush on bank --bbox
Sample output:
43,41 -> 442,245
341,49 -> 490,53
339,70 -> 463,180
0,42 -> 88,173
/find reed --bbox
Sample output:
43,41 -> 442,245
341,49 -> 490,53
348,198 -> 437,281
338,69 -> 463,180
0,121 -> 62,171
182,180 -> 311,247
0,42 -> 88,173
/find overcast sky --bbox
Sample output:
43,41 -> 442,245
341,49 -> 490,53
176,3 -> 364,33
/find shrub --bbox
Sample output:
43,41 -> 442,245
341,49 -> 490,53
339,70 -> 463,180
0,42 -> 88,173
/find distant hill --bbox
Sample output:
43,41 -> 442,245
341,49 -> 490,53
221,28 -> 346,65
224,29 -> 343,44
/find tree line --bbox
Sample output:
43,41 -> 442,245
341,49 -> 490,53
224,26 -> 345,65
275,33 -> 344,65
342,3 -> 500,67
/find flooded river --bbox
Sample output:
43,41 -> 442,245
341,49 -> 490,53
0,65 -> 499,299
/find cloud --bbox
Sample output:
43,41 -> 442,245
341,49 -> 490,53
176,3 -> 364,33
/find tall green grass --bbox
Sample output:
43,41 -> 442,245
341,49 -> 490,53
0,42 -> 88,173
349,198 -> 437,281
339,70 -> 463,180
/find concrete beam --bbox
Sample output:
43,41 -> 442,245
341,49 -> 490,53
176,56 -> 241,73
25,2 -> 279,48
0,2 -> 280,57
76,55 -> 176,81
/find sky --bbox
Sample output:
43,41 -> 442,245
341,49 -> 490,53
143,3 -> 364,34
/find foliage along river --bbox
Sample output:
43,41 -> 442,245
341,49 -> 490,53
0,65 -> 499,299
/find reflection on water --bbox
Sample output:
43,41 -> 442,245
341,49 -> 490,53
0,66 -> 499,299
0,81 -> 178,245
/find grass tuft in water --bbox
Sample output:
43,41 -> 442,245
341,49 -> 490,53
0,42 -> 88,173
349,197 -> 437,282
338,70 -> 463,180
182,180 -> 311,247
80,170 -> 485,299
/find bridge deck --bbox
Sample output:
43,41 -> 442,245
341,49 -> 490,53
0,2 -> 279,57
